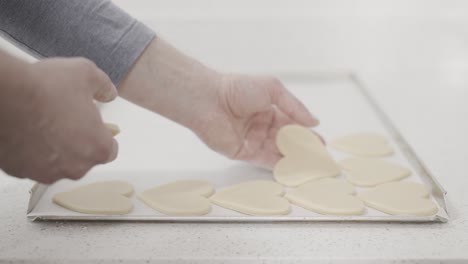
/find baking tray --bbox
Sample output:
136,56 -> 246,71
26,73 -> 449,222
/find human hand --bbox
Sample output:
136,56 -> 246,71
0,57 -> 118,184
193,74 -> 319,169
118,38 -> 319,169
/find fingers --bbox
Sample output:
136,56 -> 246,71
94,136 -> 119,165
104,139 -> 119,163
266,78 -> 319,127
90,67 -> 118,102
63,135 -> 118,182
252,107 -> 323,169
87,119 -> 120,165
243,107 -> 288,169
76,59 -> 119,162
97,123 -> 119,164
251,151 -> 282,170
70,57 -> 117,102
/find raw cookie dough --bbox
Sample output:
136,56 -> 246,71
139,180 -> 215,216
285,178 -> 364,215
105,123 -> 120,136
53,180 -> 133,215
330,133 -> 393,156
210,180 -> 290,216
274,125 -> 341,187
358,181 -> 438,216
340,157 -> 411,187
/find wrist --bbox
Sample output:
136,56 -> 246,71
119,38 -> 222,131
181,65 -> 223,132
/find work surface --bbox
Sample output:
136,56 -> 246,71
0,73 -> 467,263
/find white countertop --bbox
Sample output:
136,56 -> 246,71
1,1 -> 468,262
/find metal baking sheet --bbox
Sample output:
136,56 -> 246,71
27,73 -> 449,222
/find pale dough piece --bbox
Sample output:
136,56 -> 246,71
358,181 -> 438,216
53,180 -> 133,215
340,157 -> 411,187
105,123 -> 120,136
274,125 -> 341,187
330,133 -> 393,156
286,178 -> 364,215
210,180 -> 290,216
138,180 -> 215,216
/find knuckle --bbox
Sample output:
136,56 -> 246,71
74,58 -> 100,82
57,165 -> 75,180
59,168 -> 74,180
266,76 -> 283,88
261,76 -> 284,97
74,165 -> 91,180
62,167 -> 86,180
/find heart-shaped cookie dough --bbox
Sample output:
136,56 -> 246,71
52,180 -> 134,215
340,157 -> 411,187
105,123 -> 120,136
274,125 -> 341,187
358,181 -> 438,216
285,178 -> 365,215
210,180 -> 290,216
138,180 -> 215,216
330,133 -> 393,156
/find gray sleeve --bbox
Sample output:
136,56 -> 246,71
0,0 -> 156,85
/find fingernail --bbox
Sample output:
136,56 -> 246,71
312,117 -> 320,126
306,115 -> 320,127
96,85 -> 118,102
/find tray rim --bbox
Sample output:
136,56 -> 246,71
26,72 -> 449,223
27,214 -> 448,223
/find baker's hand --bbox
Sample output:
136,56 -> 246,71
194,74 -> 319,168
118,38 -> 319,169
0,57 -> 118,184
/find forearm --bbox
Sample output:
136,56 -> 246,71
118,38 -> 221,130
0,0 -> 155,85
